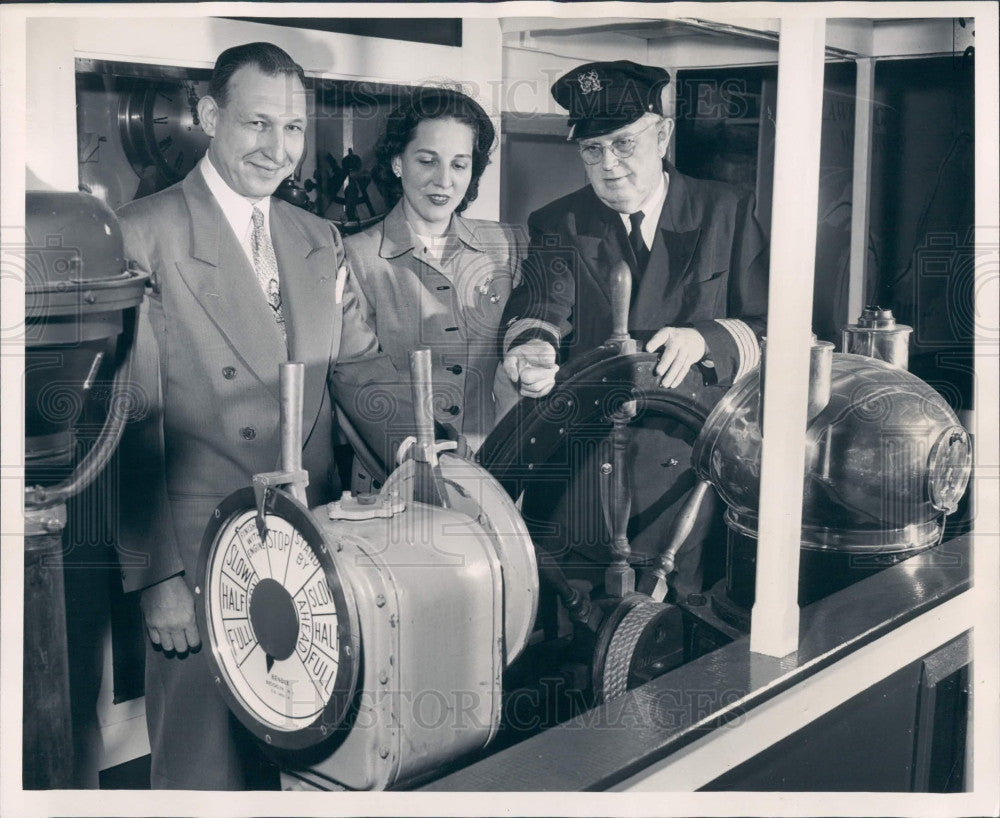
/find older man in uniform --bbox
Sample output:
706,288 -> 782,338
501,61 -> 769,598
116,42 -> 412,789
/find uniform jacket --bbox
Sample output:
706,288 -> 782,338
116,167 -> 408,594
343,202 -> 525,452
502,163 -> 769,386
501,165 -> 770,598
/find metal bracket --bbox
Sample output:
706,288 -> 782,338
252,469 -> 309,540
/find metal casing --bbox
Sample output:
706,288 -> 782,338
25,191 -> 144,333
290,501 -> 505,790
382,453 -> 539,664
693,354 -> 971,553
841,307 -> 913,370
24,190 -> 147,474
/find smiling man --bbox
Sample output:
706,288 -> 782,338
500,60 -> 770,601
114,42 -> 409,789
502,60 -> 769,394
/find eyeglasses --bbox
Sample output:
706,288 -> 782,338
577,119 -> 658,165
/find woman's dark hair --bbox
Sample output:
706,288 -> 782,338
372,87 -> 496,213
208,42 -> 307,107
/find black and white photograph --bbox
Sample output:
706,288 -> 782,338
1,3 -> 998,816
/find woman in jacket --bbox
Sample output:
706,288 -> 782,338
344,87 -> 524,456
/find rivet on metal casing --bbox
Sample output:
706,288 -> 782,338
378,670 -> 389,685
529,437 -> 536,444
600,463 -> 613,475
379,747 -> 390,759
376,594 -> 386,607
265,734 -> 272,744
214,677 -> 221,685
195,587 -> 201,595
320,725 -> 328,736
214,509 -> 220,518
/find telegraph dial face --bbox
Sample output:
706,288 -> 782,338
196,487 -> 360,750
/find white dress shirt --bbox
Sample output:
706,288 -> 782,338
198,155 -> 273,270
619,171 -> 669,250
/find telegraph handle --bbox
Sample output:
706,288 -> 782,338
408,349 -> 448,506
279,362 -> 308,506
254,362 -> 309,539
409,349 -> 437,466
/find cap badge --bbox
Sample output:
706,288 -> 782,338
577,69 -> 603,95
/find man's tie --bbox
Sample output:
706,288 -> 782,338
250,205 -> 286,343
628,210 -> 650,280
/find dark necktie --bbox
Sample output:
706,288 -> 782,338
628,211 -> 650,280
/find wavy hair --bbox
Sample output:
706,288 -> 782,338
372,87 -> 496,214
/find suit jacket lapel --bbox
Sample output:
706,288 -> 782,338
175,171 -> 285,401
271,202 -> 339,447
653,167 -> 702,291
577,190 -> 629,306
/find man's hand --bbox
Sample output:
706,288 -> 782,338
502,339 -> 559,399
140,574 -> 201,653
646,327 -> 707,389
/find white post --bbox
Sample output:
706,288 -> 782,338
848,57 -> 875,324
751,17 -> 827,658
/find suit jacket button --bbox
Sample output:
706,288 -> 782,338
222,366 -> 237,379
447,405 -> 461,416
240,426 -> 256,440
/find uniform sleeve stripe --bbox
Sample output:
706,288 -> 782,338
503,318 -> 561,355
714,318 -> 760,381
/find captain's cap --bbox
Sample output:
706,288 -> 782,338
551,60 -> 671,140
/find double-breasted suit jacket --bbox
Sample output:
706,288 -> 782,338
344,202 -> 525,453
115,166 -> 408,788
500,164 -> 770,598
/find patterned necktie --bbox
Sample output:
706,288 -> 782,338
628,211 -> 650,280
251,205 -> 286,343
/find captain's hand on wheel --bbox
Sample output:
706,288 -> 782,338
647,327 -> 707,389
503,339 -> 559,399
140,574 -> 201,653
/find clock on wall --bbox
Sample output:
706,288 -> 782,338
118,79 -> 211,185
77,60 -> 397,216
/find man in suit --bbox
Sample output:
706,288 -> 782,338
500,61 -> 769,597
116,42 -> 410,789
